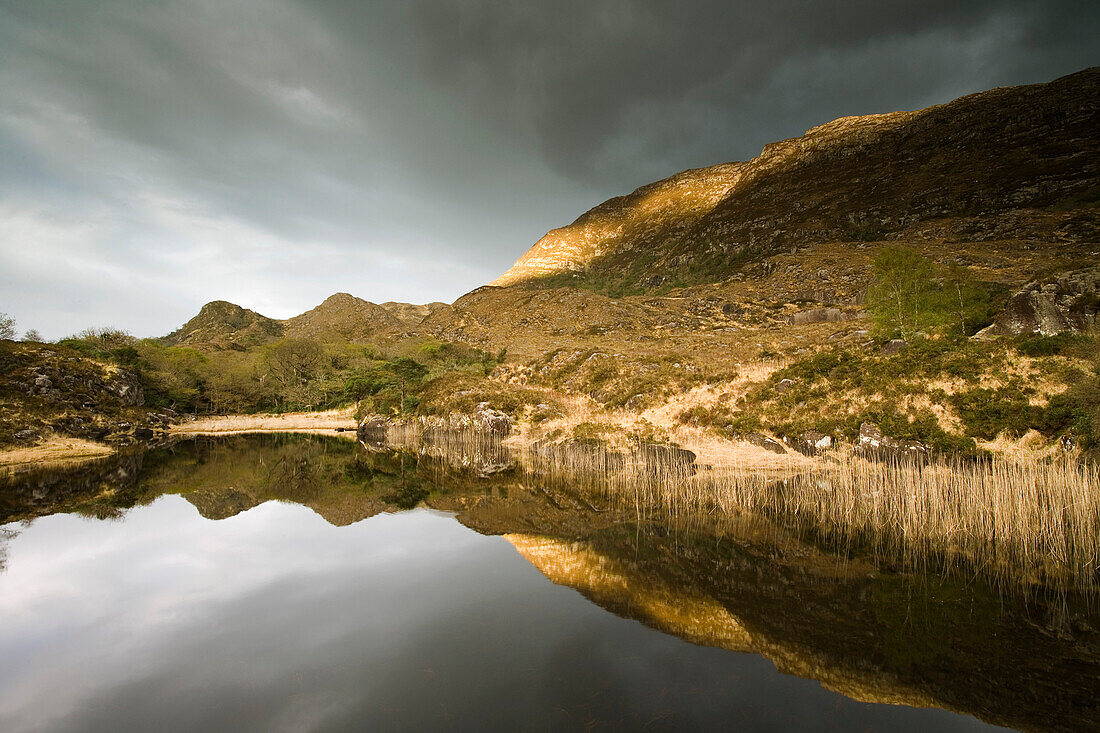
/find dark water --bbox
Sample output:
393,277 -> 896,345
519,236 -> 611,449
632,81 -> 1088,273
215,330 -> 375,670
1,434 -> 1095,732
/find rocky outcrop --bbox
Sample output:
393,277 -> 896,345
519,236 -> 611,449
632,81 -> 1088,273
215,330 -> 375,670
637,443 -> 697,471
745,432 -> 787,454
0,343 -> 173,448
788,307 -> 858,326
357,404 -> 513,444
856,422 -> 930,462
378,301 -> 451,329
982,267 -> 1100,336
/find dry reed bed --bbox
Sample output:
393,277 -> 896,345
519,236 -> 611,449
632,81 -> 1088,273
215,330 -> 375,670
371,422 -> 1100,594
522,443 -> 1100,594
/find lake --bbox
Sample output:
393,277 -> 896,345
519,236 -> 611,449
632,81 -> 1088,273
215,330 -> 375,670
1,434 -> 1096,732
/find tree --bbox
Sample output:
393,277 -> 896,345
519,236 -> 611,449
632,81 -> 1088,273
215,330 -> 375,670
0,313 -> 15,340
22,329 -> 44,343
343,357 -> 428,415
263,339 -> 326,409
865,247 -> 994,340
865,247 -> 938,340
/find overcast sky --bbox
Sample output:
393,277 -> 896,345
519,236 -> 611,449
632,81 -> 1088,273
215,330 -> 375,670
1,1 -> 1097,339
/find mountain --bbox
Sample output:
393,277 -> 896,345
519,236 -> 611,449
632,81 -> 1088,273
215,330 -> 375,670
165,293 -> 440,349
493,68 -> 1100,294
283,293 -> 403,341
162,301 -> 284,349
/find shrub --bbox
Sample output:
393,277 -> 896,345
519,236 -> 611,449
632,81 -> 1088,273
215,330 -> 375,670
1015,333 -> 1084,357
950,388 -> 1036,440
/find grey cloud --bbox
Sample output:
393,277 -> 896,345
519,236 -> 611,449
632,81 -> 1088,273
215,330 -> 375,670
0,0 -> 1096,337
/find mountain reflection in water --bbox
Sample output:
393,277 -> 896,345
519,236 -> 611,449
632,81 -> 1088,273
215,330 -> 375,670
0,433 -> 1096,732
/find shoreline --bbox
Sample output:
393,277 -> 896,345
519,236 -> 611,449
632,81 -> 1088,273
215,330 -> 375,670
170,407 -> 358,435
0,438 -> 116,473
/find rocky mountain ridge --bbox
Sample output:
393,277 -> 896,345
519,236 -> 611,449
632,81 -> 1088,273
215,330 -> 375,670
493,67 -> 1099,294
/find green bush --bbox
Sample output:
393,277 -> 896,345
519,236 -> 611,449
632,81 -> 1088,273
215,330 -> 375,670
950,388 -> 1036,440
1015,333 -> 1084,357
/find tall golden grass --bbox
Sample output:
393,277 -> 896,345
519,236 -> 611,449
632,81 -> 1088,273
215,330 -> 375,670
368,421 -> 1100,595
521,442 -> 1100,595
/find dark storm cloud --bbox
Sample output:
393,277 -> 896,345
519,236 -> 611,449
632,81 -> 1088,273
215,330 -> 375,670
403,0 -> 1100,182
0,0 -> 1096,337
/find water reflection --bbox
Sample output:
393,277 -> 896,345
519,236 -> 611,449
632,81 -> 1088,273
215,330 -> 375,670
1,434 -> 1096,731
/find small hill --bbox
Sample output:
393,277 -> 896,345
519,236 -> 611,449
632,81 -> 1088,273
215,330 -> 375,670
283,293 -> 404,341
493,68 -> 1100,294
163,301 -> 283,349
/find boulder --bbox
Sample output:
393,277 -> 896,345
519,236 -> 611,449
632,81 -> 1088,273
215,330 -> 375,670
983,267 -> 1100,336
881,339 -> 908,355
473,403 -> 512,436
104,371 -> 144,406
638,444 -> 697,475
783,431 -> 833,456
856,422 -> 930,462
357,415 -> 389,446
790,307 -> 842,325
13,428 -> 40,444
775,378 -> 795,393
745,432 -> 787,454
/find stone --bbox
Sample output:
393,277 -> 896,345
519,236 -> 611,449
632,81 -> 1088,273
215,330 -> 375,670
856,422 -> 930,462
357,415 -> 389,446
473,403 -> 512,436
775,378 -> 795,393
881,339 -> 908,354
784,431 -> 833,456
985,269 -> 1100,336
746,432 -> 787,454
790,307 -> 842,325
638,444 -> 697,476
13,428 -> 39,443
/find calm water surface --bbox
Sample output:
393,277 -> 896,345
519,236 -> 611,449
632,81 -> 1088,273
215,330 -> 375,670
0,434 -> 1091,731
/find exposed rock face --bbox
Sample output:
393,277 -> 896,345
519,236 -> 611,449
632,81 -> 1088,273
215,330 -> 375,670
638,444 -> 697,469
492,68 -> 1100,293
0,343 -> 168,445
788,307 -> 857,326
357,405 -> 513,443
357,415 -> 389,446
985,267 -> 1100,336
473,403 -> 512,436
745,432 -> 787,454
